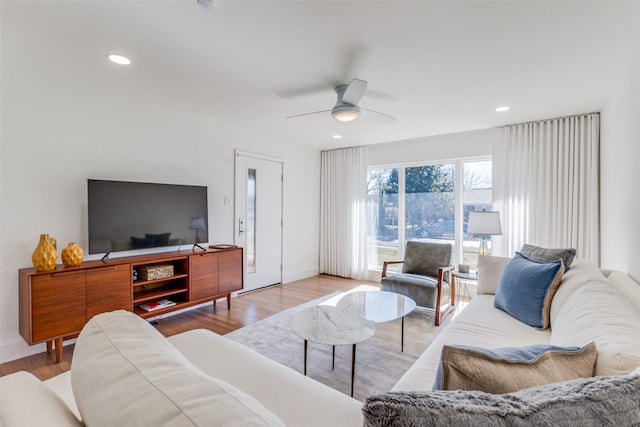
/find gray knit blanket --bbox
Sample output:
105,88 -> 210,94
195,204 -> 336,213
362,374 -> 640,426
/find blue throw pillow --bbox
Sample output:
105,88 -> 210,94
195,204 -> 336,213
494,252 -> 564,330
432,342 -> 597,393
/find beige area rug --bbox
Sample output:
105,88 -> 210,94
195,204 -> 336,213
225,285 -> 453,401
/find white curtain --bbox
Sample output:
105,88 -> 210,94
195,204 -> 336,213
320,146 -> 368,279
493,113 -> 600,264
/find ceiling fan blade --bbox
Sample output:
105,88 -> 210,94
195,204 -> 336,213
276,81 -> 334,99
286,110 -> 331,119
342,79 -> 367,105
360,108 -> 396,124
340,45 -> 368,83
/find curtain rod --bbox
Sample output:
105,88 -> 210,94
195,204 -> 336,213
498,111 -> 600,129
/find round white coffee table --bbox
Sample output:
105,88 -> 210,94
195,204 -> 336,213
292,305 -> 374,397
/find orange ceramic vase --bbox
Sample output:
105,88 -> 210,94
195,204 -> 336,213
32,234 -> 58,271
62,242 -> 83,267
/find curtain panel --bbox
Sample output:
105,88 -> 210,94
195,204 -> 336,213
320,146 -> 368,279
493,113 -> 600,264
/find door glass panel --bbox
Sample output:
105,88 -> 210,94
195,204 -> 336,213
366,168 -> 399,269
247,168 -> 256,274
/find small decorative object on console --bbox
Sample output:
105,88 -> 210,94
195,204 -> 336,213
61,242 -> 83,267
209,244 -> 237,250
31,234 -> 58,272
139,264 -> 174,281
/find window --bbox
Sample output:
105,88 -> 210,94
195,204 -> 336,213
367,159 -> 492,270
462,160 -> 493,268
367,168 -> 399,268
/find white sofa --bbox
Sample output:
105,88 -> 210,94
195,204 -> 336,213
2,259 -> 640,426
393,259 -> 640,391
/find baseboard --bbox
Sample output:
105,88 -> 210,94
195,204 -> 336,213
1,338 -> 49,364
283,266 -> 319,284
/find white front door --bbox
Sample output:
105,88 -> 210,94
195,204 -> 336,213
234,151 -> 283,292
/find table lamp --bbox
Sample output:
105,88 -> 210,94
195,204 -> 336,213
467,210 -> 502,255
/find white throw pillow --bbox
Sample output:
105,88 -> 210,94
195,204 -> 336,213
550,281 -> 640,376
476,255 -> 512,295
71,310 -> 285,427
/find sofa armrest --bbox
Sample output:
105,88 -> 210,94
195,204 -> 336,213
0,371 -> 82,427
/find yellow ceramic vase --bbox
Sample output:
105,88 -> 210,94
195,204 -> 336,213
32,234 -> 58,272
62,242 -> 83,267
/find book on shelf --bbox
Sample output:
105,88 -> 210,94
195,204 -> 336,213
139,299 -> 176,312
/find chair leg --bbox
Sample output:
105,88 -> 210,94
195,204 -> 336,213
435,304 -> 455,326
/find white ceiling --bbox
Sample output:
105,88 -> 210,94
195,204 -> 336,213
4,0 -> 640,150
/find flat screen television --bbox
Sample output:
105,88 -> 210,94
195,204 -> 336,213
88,179 -> 208,255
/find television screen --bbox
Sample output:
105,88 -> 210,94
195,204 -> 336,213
88,179 -> 208,254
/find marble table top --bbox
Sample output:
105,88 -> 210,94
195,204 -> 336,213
335,291 -> 416,324
292,304 -> 375,346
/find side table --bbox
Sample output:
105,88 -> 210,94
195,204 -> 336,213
451,270 -> 478,306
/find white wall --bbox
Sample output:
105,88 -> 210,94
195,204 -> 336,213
0,66 -> 321,362
367,128 -> 495,166
600,50 -> 640,280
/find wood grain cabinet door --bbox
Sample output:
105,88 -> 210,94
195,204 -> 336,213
31,271 -> 86,343
86,264 -> 132,320
190,252 -> 219,301
219,249 -> 243,294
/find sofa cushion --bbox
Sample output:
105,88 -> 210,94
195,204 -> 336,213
549,260 -> 610,327
380,273 -> 449,308
392,295 -> 551,392
363,374 -> 640,427
432,342 -> 596,393
606,270 -> 640,313
550,281 -> 640,376
476,255 -> 511,295
520,243 -> 576,269
0,371 -> 83,427
494,252 -> 564,330
71,310 -> 285,427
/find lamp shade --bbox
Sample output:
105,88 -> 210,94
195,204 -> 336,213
467,210 -> 502,235
189,216 -> 206,230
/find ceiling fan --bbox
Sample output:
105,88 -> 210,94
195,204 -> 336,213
286,78 -> 396,124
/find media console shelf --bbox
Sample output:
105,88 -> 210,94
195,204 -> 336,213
19,247 -> 243,362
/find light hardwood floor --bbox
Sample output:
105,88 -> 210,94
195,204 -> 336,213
0,275 -> 375,381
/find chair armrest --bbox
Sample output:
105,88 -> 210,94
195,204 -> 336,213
437,265 -> 455,283
382,260 -> 404,278
438,265 -> 455,274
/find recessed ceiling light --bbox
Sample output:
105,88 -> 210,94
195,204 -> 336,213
106,54 -> 131,65
495,106 -> 510,112
332,135 -> 342,139
197,0 -> 214,9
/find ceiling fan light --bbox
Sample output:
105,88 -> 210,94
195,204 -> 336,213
333,111 -> 359,122
332,105 -> 361,122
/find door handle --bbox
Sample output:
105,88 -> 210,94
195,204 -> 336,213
238,218 -> 245,234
